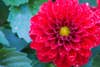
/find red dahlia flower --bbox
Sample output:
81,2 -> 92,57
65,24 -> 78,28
29,0 -> 100,67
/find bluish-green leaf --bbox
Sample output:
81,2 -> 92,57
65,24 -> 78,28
79,0 -> 96,6
8,5 -> 32,43
0,48 -> 32,67
0,30 -> 9,46
92,46 -> 100,57
3,29 -> 27,51
0,28 -> 27,51
2,0 -> 29,6
8,0 -> 48,43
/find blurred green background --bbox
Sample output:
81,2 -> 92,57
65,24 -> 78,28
0,0 -> 100,67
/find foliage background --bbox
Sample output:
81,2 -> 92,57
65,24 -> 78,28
0,0 -> 100,67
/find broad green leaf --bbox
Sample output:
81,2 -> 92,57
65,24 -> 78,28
92,54 -> 100,67
8,0 -> 48,43
79,0 -> 96,6
0,48 -> 32,67
8,5 -> 32,43
0,30 -> 9,46
0,28 -> 27,51
2,0 -> 29,6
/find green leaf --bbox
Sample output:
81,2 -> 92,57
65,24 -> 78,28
0,30 -> 9,46
92,53 -> 100,67
79,0 -> 96,6
0,28 -> 27,51
7,0 -> 48,43
8,5 -> 32,43
2,0 -> 29,6
0,48 -> 32,67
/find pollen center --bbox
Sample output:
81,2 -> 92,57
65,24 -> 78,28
60,26 -> 70,36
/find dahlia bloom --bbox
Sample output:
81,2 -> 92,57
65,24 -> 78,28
29,0 -> 100,67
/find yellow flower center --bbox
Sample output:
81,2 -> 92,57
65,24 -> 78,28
60,26 -> 70,36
